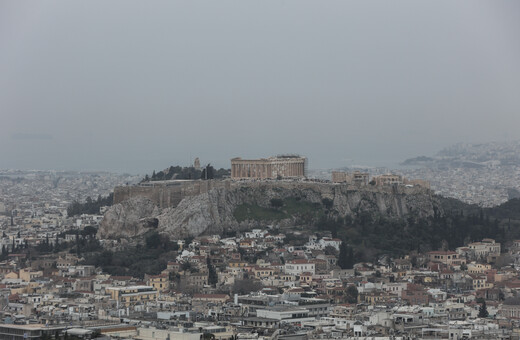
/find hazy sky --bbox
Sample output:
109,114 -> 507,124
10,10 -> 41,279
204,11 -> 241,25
1,1 -> 519,173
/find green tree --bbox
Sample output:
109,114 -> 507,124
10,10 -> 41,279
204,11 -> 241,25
207,257 -> 218,286
478,301 -> 489,318
146,232 -> 161,249
345,285 -> 358,303
338,241 -> 354,269
1,245 -> 7,260
184,236 -> 194,247
75,231 -> 81,257
82,225 -> 97,237
322,198 -> 333,210
232,278 -> 263,295
202,333 -> 215,340
54,234 -> 60,253
201,164 -> 215,180
270,198 -> 284,208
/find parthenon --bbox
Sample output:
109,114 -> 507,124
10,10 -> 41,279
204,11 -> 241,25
231,156 -> 306,180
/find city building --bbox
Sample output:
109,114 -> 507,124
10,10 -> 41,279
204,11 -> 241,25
467,239 -> 501,260
107,285 -> 158,307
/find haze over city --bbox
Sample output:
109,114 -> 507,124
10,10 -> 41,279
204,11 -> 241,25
5,1 -> 520,339
2,1 -> 520,173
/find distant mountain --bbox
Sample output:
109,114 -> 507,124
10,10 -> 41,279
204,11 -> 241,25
401,141 -> 520,168
400,156 -> 435,166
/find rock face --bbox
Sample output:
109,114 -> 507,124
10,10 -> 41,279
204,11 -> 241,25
99,181 -> 439,240
98,197 -> 160,239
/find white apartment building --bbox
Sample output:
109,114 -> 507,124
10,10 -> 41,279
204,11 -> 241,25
284,259 -> 315,275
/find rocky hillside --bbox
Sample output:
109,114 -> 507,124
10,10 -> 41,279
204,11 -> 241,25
98,181 -> 439,240
98,197 -> 160,239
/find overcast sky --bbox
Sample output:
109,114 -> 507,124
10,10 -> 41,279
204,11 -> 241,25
1,1 -> 519,174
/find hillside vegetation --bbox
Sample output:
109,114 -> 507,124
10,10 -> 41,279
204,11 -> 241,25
140,165 -> 230,183
234,196 -> 520,263
234,197 -> 323,222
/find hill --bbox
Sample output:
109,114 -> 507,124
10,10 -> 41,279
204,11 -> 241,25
99,181 -> 437,240
401,140 -> 520,168
91,182 -> 520,276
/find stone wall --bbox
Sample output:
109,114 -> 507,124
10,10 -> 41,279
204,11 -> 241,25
113,180 -> 230,208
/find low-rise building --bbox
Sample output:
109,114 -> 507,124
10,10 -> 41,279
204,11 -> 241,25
107,285 -> 158,307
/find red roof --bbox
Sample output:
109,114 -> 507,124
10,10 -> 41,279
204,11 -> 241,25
193,294 -> 230,300
8,294 -> 19,301
110,276 -> 133,280
428,251 -> 457,255
288,259 -> 312,264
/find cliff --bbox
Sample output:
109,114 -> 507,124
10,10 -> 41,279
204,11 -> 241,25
98,197 -> 161,239
98,181 -> 438,240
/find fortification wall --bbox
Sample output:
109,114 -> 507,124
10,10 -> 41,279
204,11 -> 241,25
113,180 -> 230,208
114,179 -> 430,209
229,180 -> 431,196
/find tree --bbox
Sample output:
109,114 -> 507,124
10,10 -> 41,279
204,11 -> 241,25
478,300 -> 489,318
181,262 -> 193,272
75,231 -> 81,257
232,278 -> 263,295
270,198 -> 284,208
54,234 -> 60,253
322,198 -> 333,210
202,333 -> 215,340
323,245 -> 338,256
184,236 -> 194,247
345,285 -> 358,303
201,164 -> 215,180
82,225 -> 97,237
146,232 -> 161,249
338,241 -> 354,269
207,257 -> 218,286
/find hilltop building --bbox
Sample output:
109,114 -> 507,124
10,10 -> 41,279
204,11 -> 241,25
331,171 -> 369,185
332,171 -> 430,189
231,156 -> 306,180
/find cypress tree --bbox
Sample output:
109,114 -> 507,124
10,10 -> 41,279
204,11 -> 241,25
76,232 -> 81,257
207,257 -> 218,286
478,301 -> 489,318
338,241 -> 354,269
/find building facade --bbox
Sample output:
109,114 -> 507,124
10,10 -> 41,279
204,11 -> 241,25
231,156 -> 306,180
331,171 -> 369,185
107,286 -> 158,307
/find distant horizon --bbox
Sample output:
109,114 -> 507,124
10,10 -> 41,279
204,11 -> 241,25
1,138 -> 516,175
2,1 -> 519,175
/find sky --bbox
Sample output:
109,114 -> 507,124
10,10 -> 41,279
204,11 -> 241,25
1,1 -> 519,174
